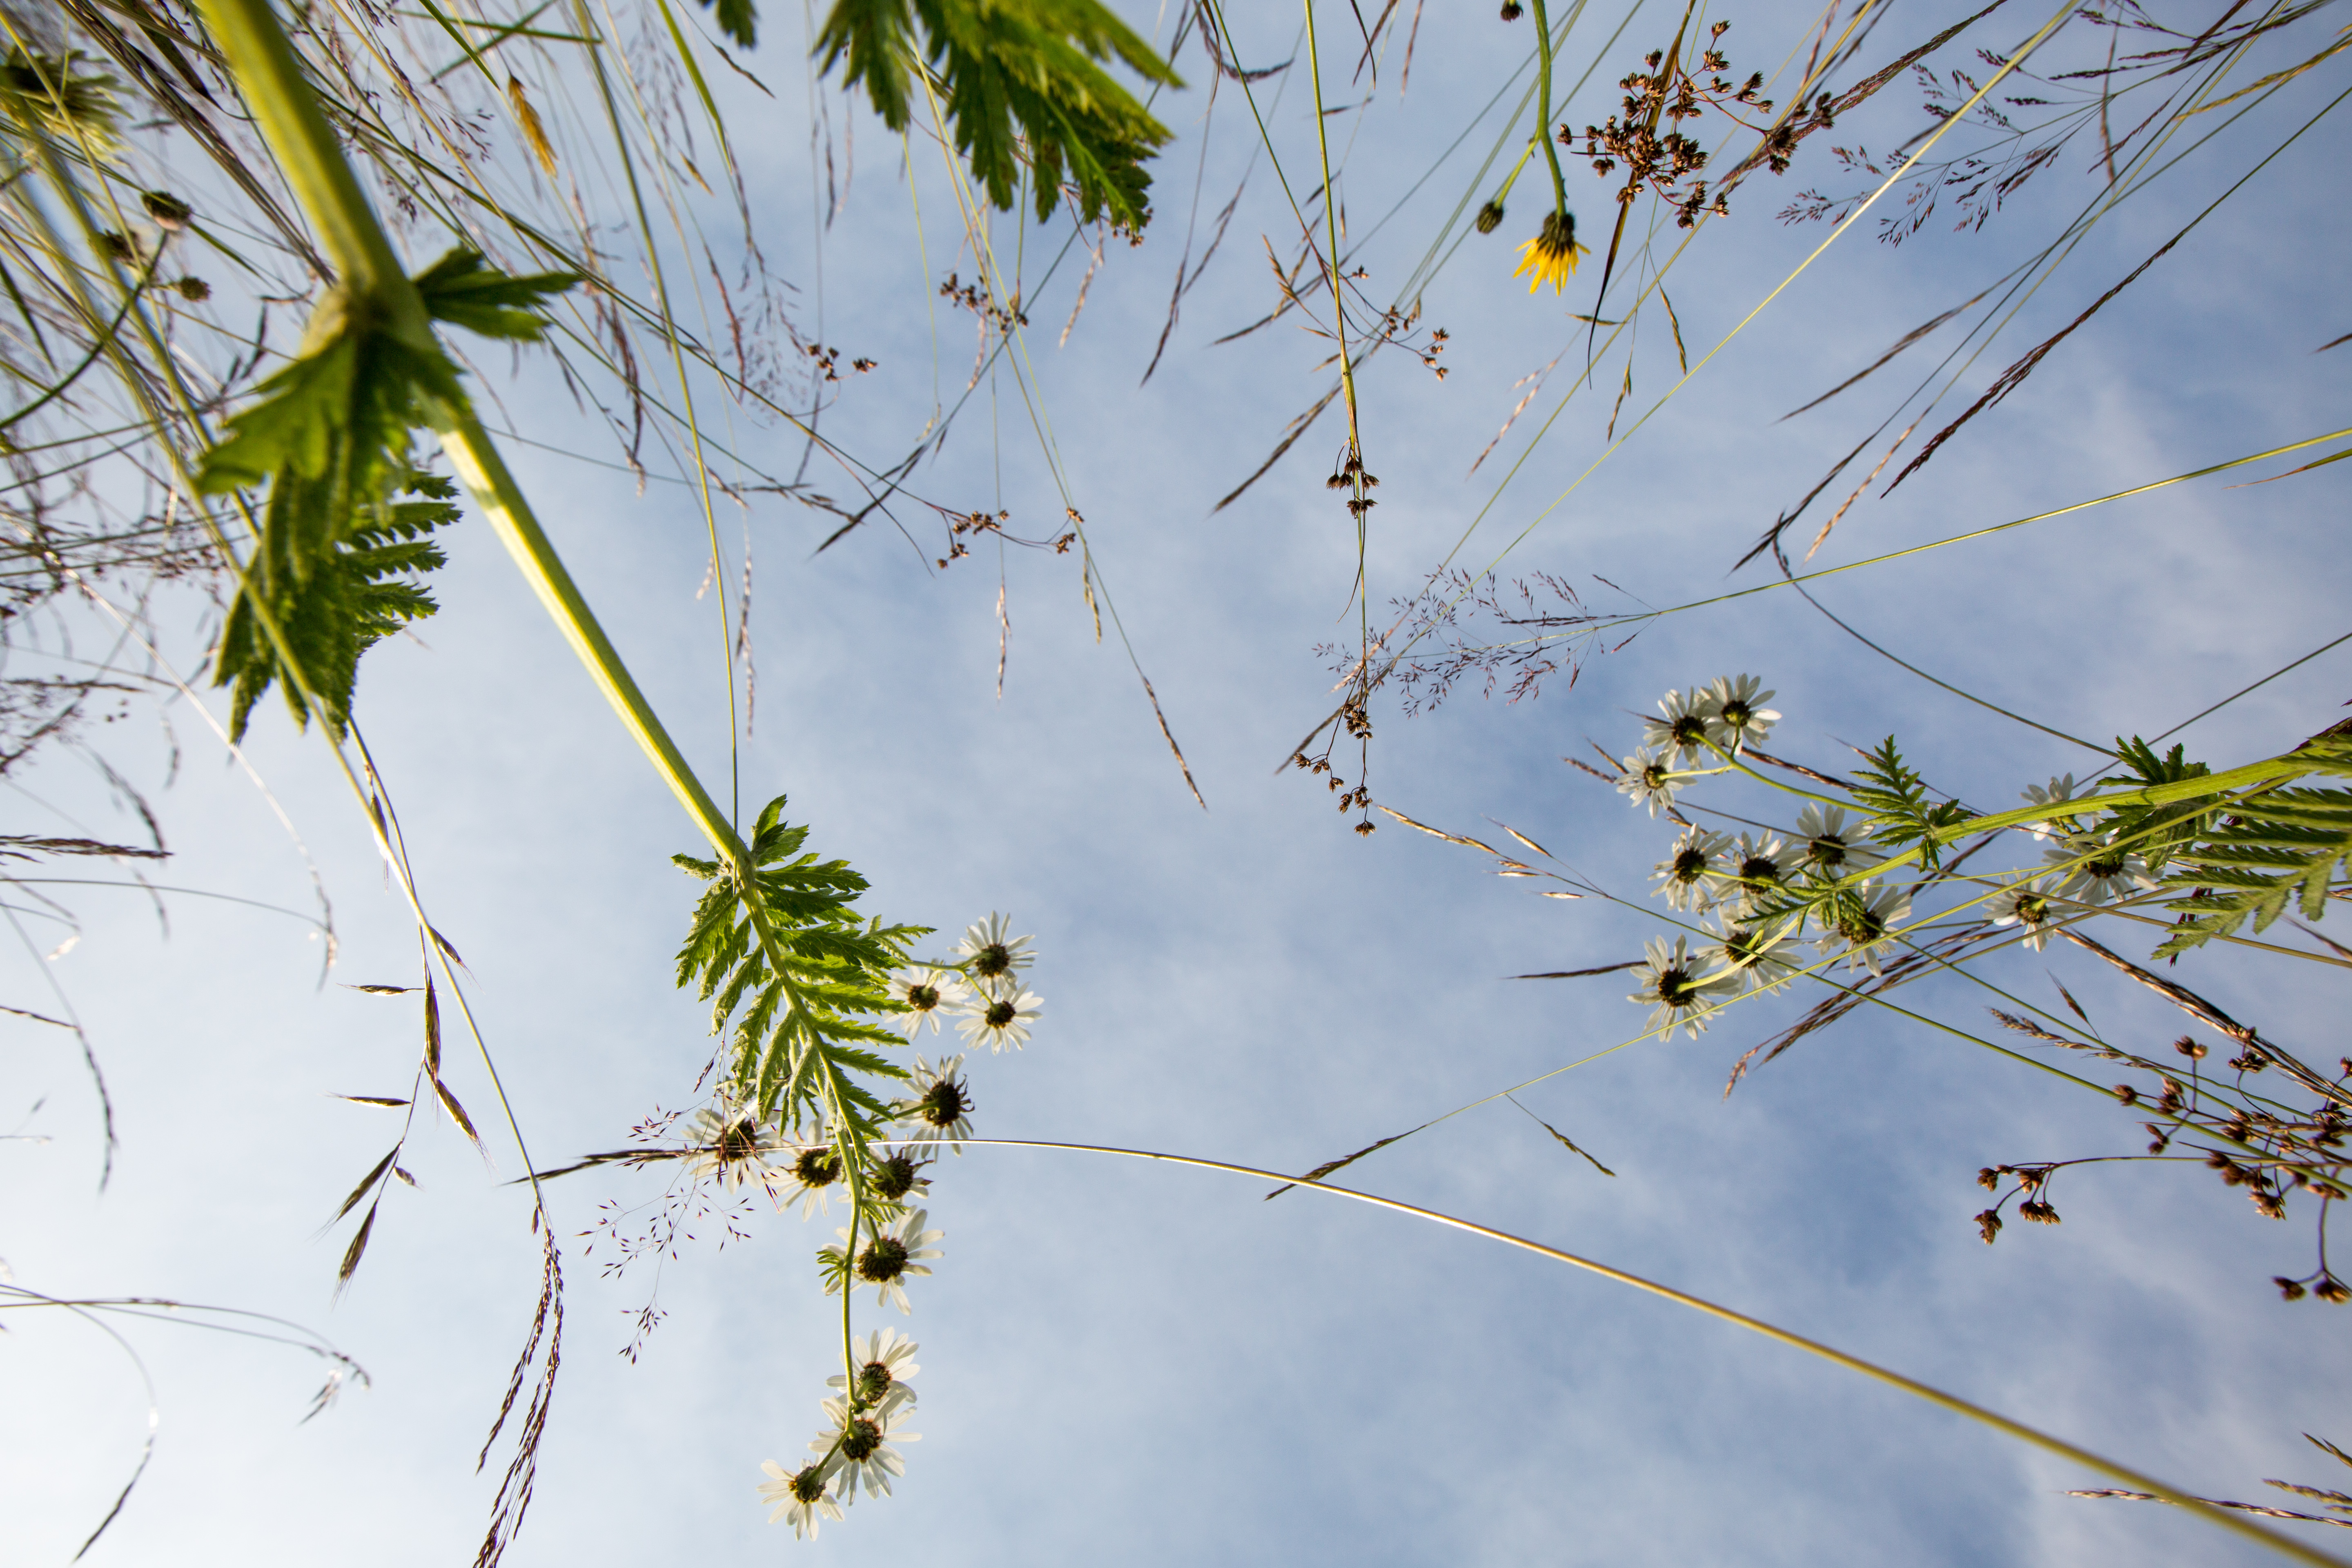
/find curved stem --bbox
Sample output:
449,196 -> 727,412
917,1136 -> 2348,1568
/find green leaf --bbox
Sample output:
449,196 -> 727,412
815,0 -> 1182,229
2094,736 -> 2217,873
412,247 -> 579,341
2149,736 -> 2352,958
1851,735 -> 1973,868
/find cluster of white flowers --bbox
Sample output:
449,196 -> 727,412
1617,675 -> 1781,816
737,914 -> 1043,1537
889,911 -> 1043,1054
1610,675 -> 2173,1042
755,1329 -> 924,1537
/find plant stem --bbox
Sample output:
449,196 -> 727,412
1527,0 -> 1571,214
925,1138 -> 2350,1568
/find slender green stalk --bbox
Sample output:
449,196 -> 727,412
934,1138 -> 2350,1568
1527,0 -> 1572,215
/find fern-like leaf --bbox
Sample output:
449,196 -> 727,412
815,0 -> 1181,228
1852,735 -> 1972,868
2151,735 -> 2352,958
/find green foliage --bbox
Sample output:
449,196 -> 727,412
412,248 -> 581,342
673,795 -> 927,1136
2150,735 -> 2352,958
197,251 -> 575,737
1851,735 -> 1972,868
2095,736 -> 2217,873
815,0 -> 1182,227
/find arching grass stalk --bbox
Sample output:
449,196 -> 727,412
924,1137 -> 2350,1568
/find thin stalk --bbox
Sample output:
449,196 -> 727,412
1302,0 -> 1372,633
922,1137 -> 2349,1568
1527,0 -> 1572,214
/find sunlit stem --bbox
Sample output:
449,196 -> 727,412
907,1138 -> 2348,1568
1526,0 -> 1571,216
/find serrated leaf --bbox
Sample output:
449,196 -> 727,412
412,246 -> 579,341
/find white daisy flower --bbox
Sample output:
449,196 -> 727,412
812,1396 -> 921,1502
826,1327 -> 921,1415
888,966 -> 967,1039
1640,686 -> 1717,765
900,1056 -> 973,1150
954,912 -> 1035,990
2020,774 -> 2082,842
1815,880 -> 1913,976
1627,934 -> 1738,1040
780,1141 -> 845,1219
954,984 -> 1041,1053
1989,875 -> 2060,952
1705,911 -> 1799,993
1795,803 -> 1883,875
869,1148 -> 933,1208
682,1104 -> 780,1191
1616,748 -> 1682,817
1727,832 -> 1795,913
1651,828 -> 1732,911
822,1207 -> 944,1315
2042,831 -> 2153,905
757,1459 -> 844,1537
1702,675 -> 1780,751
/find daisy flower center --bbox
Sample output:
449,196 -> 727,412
855,1361 -> 895,1404
1811,836 -> 1847,867
1649,964 -> 1703,1006
918,1080 -> 969,1126
793,1147 -> 842,1188
1672,848 -> 1708,883
907,983 -> 940,1011
1739,855 -> 1781,884
1670,714 -> 1707,748
857,1236 -> 910,1283
971,943 -> 1012,979
1721,700 -> 1752,729
872,1153 -> 922,1202
789,1465 -> 829,1503
2084,852 -> 2125,879
2016,894 -> 2047,924
839,1418 -> 883,1463
983,1000 -> 1016,1028
717,1123 -> 760,1163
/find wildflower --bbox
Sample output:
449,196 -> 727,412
2042,830 -> 2152,905
1816,880 -> 1912,976
1628,934 -> 1737,1039
1475,198 -> 1506,233
783,1142 -> 844,1218
2020,774 -> 2082,841
1615,747 -> 1681,817
1702,675 -> 1779,751
826,1327 -> 920,1414
1795,803 -> 1882,875
888,966 -> 966,1039
822,1207 -> 944,1314
1513,209 -> 1588,294
140,189 -> 192,229
1988,875 -> 2060,952
955,912 -> 1034,988
1640,686 -> 1717,765
682,1103 -> 777,1190
870,1149 -> 932,1206
1727,832 -> 1793,912
1704,911 -> 1798,993
757,1459 -> 844,1537
955,984 -> 1041,1053
901,1055 -> 973,1149
1651,828 -> 1731,911
813,1395 -> 921,1501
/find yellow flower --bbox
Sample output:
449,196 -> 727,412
1513,210 -> 1589,294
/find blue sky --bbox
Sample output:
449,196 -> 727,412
4,0 -> 2350,1562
